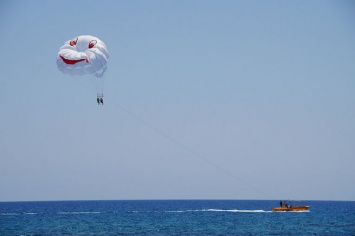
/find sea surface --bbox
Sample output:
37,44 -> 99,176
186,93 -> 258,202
1,200 -> 354,235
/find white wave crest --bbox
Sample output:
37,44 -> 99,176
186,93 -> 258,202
58,211 -> 101,214
1,213 -> 20,216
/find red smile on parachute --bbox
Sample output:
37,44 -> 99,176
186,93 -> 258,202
59,55 -> 89,65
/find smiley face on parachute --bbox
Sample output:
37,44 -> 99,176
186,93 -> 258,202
57,35 -> 109,78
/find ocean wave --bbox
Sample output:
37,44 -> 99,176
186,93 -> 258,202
1,213 -> 20,216
127,210 -> 139,213
58,212 -> 101,214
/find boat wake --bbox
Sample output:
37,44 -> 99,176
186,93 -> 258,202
166,209 -> 272,213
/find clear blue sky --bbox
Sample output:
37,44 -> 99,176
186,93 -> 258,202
1,0 -> 354,201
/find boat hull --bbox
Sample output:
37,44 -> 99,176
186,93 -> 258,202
272,206 -> 309,212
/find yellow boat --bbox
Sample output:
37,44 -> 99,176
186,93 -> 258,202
272,205 -> 309,212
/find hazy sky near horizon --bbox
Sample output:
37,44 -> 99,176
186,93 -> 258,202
1,0 -> 354,201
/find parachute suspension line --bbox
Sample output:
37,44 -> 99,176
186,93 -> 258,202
97,76 -> 104,96
105,96 -> 271,198
101,76 -> 105,96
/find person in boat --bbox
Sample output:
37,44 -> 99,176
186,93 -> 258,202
282,201 -> 291,208
282,201 -> 289,208
97,97 -> 100,105
100,97 -> 104,105
280,201 -> 283,207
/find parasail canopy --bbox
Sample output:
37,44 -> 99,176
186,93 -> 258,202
56,35 -> 109,78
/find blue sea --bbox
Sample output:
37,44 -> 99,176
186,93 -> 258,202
1,200 -> 354,235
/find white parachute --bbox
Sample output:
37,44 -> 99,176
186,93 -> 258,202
56,35 -> 109,104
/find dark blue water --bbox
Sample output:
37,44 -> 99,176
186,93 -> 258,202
1,200 -> 354,235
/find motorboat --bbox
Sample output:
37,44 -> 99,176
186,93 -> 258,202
272,205 -> 309,212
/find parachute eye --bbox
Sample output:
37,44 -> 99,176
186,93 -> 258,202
70,38 -> 78,46
88,40 -> 97,49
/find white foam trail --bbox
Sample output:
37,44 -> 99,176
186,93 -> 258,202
166,209 -> 270,213
206,209 -> 267,213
